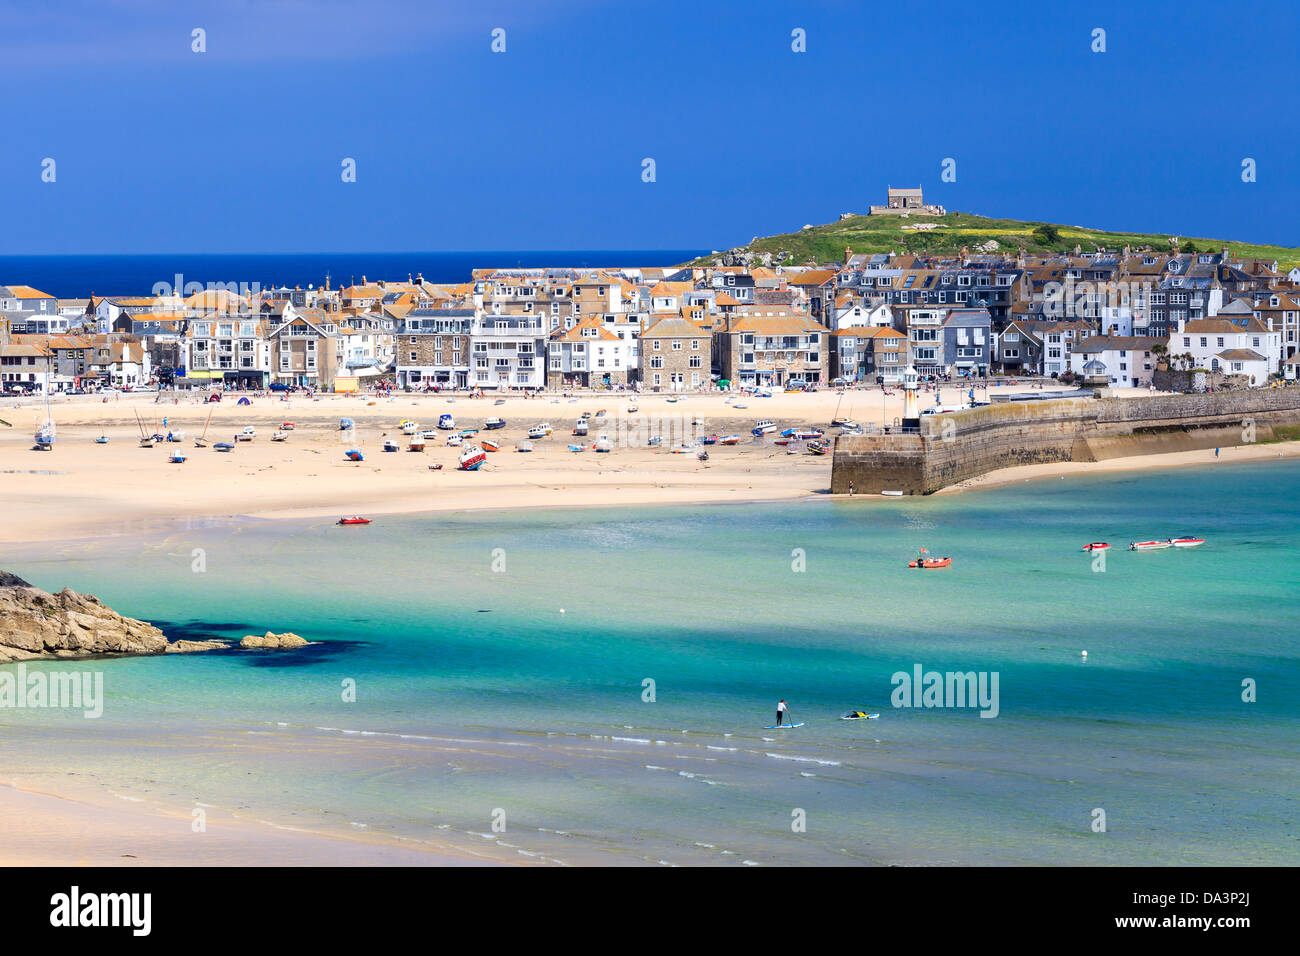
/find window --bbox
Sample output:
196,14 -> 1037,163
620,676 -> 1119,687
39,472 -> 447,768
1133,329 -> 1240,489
409,352 -> 417,362
672,341 -> 683,351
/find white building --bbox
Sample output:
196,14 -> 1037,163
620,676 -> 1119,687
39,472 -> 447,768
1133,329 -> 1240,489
1069,335 -> 1163,387
1170,318 -> 1278,385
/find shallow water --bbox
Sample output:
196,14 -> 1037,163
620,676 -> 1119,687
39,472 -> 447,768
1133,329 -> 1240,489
4,460 -> 1299,865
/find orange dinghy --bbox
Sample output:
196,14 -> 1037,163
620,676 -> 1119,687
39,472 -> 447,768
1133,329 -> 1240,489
907,557 -> 951,569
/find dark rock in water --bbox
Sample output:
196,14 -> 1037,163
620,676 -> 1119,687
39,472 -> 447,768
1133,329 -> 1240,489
0,571 -> 32,588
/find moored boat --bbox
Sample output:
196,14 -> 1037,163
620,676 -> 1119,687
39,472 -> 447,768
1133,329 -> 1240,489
345,449 -> 364,461
806,439 -> 828,455
168,454 -> 187,464
383,439 -> 400,452
594,434 -> 612,452
445,434 -> 463,447
271,430 -> 288,442
718,434 -> 740,445
1130,540 -> 1171,551
438,414 -> 456,430
572,420 -> 589,437
481,439 -> 500,452
337,516 -> 371,525
1169,537 -> 1205,548
484,418 -> 506,430
1081,542 -> 1110,551
752,419 -> 777,436
459,444 -> 487,470
517,440 -> 534,452
214,441 -> 235,452
408,438 -> 426,452
907,556 -> 951,568
400,420 -> 419,434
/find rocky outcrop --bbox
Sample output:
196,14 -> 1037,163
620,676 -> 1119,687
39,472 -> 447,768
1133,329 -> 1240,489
165,639 -> 233,654
0,576 -> 168,662
240,631 -> 309,650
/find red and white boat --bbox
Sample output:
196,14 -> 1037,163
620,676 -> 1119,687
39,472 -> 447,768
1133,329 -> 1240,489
1169,536 -> 1205,548
1129,540 -> 1171,551
1081,542 -> 1110,551
459,444 -> 487,471
337,516 -> 371,525
718,434 -> 741,445
481,439 -> 501,453
280,422 -> 295,430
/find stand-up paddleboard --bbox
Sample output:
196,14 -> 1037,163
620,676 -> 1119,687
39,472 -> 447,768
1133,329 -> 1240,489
764,722 -> 805,729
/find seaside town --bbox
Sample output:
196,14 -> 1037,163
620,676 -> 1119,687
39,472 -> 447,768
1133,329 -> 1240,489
3,190 -> 1300,400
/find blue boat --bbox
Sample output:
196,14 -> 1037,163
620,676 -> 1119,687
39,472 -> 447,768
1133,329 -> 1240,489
345,449 -> 364,461
214,442 -> 235,452
339,418 -> 354,431
438,414 -> 456,429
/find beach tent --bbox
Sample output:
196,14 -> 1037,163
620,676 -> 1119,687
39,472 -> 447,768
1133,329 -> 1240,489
236,396 -> 251,406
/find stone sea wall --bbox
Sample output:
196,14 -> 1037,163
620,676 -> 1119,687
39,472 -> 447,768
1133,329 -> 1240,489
830,386 -> 1300,495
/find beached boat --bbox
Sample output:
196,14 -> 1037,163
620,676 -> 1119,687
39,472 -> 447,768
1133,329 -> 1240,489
806,439 -> 828,455
1081,542 -> 1110,551
527,423 -> 552,439
428,463 -> 443,470
271,430 -> 288,442
1130,540 -> 1171,551
627,405 -> 638,413
481,439 -> 500,452
697,449 -> 709,461
168,454 -> 187,464
908,556 -> 951,569
666,397 -> 679,404
445,434 -> 463,447
345,449 -> 364,461
568,443 -> 585,453
237,426 -> 256,441
572,420 -> 589,437
701,434 -> 718,445
408,438 -> 426,452
214,441 -> 235,452
280,422 -> 295,430
458,428 -> 479,436
831,418 -> 858,429
337,516 -> 371,525
484,418 -> 506,430
594,434 -> 612,453
493,398 -> 506,406
438,414 -> 456,429
339,418 -> 354,431
783,427 -> 825,440
718,434 -> 740,445
383,439 -> 400,452
1170,537 -> 1205,548
400,420 -> 419,435
594,409 -> 607,418
752,420 -> 777,436
139,436 -> 156,448
733,403 -> 748,409
95,435 -> 109,444
881,490 -> 904,496
517,440 -> 534,452
647,436 -> 663,447
459,444 -> 487,470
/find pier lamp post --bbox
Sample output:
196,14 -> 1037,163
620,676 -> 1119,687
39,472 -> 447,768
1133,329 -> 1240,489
901,364 -> 920,431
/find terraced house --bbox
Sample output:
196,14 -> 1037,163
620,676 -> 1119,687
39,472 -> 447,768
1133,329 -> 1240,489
548,315 -> 636,389
714,311 -> 824,387
268,308 -> 337,391
638,315 -> 710,391
186,314 -> 269,389
395,308 -> 473,389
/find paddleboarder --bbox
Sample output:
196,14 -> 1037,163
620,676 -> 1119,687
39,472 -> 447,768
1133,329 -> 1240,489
776,699 -> 791,727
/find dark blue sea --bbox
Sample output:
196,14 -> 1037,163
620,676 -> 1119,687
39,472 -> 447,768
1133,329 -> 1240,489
0,251 -> 706,299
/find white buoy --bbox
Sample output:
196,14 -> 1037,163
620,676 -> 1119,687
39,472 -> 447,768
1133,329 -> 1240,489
1081,650 -> 1088,658
560,608 -> 565,614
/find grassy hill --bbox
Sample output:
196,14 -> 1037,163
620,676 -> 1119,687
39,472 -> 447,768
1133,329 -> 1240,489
689,212 -> 1300,270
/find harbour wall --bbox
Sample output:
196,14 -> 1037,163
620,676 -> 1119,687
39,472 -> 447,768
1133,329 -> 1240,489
830,387 -> 1300,495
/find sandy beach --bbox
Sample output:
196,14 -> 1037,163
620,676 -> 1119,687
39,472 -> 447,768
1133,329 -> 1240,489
4,384 -> 1299,545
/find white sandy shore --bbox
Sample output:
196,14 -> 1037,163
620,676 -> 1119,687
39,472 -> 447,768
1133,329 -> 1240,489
0,777 -> 506,867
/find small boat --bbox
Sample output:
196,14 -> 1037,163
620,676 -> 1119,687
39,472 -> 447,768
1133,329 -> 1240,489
881,490 -> 904,496
237,427 -> 255,441
428,463 -> 444,471
806,439 -> 828,455
95,435 -> 109,444
627,405 -> 638,413
139,437 -> 156,448
752,420 -> 777,436
647,436 -> 663,447
691,417 -> 704,427
408,439 -> 426,452
1169,537 -> 1205,548
697,450 -> 709,461
718,434 -> 740,445
214,441 -> 235,452
168,454 -> 187,464
594,409 -> 607,418
831,418 -> 857,429
438,414 -> 456,430
754,388 -> 772,398
459,444 -> 487,470
484,418 -> 506,430
458,428 -> 479,436
572,420 -> 589,437
580,411 -> 592,420
418,429 -> 439,440
568,444 -> 585,453
702,434 -> 718,445
783,427 -> 825,440
733,403 -> 748,409
345,449 -> 364,461
383,439 -> 400,452
493,398 -> 506,406
400,420 -> 419,435
481,439 -> 500,453
280,422 -> 295,430
517,441 -> 534,452
527,424 -> 551,440
271,430 -> 288,442
773,438 -> 792,446
670,445 -> 694,454
339,418 -> 354,431
337,516 -> 371,525
445,434 -> 463,447
1130,540 -> 1171,551
594,434 -> 611,453
1081,542 -> 1110,552
908,557 -> 952,569
666,396 -> 678,404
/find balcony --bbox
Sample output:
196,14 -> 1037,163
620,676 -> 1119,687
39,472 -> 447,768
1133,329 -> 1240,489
477,324 -> 543,336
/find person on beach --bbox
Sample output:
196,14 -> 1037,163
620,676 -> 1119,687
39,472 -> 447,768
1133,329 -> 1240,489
776,699 -> 790,726
1215,447 -> 1220,458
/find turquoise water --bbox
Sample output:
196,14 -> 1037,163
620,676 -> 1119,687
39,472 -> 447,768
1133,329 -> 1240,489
4,460 -> 1300,865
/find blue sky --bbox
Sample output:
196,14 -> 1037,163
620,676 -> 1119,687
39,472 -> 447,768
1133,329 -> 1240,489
1,0 -> 1296,254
